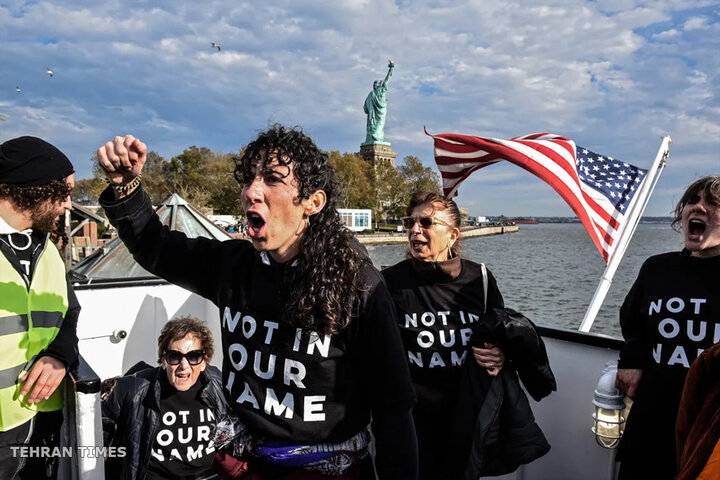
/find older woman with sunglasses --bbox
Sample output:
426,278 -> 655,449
382,192 -> 507,480
102,316 -> 228,480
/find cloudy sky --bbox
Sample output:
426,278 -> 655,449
1,0 -> 718,216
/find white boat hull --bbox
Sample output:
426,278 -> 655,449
76,282 -> 621,480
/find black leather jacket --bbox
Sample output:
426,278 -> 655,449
102,365 -> 228,480
448,307 -> 557,479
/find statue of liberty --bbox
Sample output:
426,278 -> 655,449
363,60 -> 394,144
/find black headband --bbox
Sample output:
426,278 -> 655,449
0,136 -> 74,187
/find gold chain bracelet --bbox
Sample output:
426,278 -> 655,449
106,174 -> 142,194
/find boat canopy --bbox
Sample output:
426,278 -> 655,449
70,193 -> 231,283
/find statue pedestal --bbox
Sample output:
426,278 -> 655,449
360,142 -> 398,167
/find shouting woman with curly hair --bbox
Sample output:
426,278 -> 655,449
96,125 -> 417,480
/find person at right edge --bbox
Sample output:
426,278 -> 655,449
383,191 -> 556,480
615,175 -> 720,479
675,341 -> 720,480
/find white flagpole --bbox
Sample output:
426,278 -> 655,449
578,135 -> 671,333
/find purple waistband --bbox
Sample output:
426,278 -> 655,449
256,442 -> 336,466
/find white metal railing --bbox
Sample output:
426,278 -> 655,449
59,355 -> 105,480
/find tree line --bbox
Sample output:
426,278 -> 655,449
73,147 -> 441,223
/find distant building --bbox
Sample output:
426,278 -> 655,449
338,208 -> 372,232
504,217 -> 538,225
68,203 -> 109,263
467,215 -> 488,225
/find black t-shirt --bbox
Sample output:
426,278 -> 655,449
618,250 -> 720,470
214,255 -> 414,443
145,375 -> 217,480
382,258 -> 505,407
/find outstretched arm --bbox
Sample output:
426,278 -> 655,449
97,135 -> 238,302
382,64 -> 393,86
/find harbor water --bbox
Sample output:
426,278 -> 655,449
366,223 -> 683,337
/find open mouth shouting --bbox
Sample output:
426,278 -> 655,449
410,238 -> 428,254
687,218 -> 706,241
173,369 -> 192,385
247,211 -> 266,238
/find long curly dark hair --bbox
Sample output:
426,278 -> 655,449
234,124 -> 365,335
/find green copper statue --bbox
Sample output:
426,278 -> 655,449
363,60 -> 394,144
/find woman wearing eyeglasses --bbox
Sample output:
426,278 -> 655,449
102,316 -> 228,480
382,192 -> 507,480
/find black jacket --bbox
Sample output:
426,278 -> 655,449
102,365 -> 228,480
449,307 -> 556,479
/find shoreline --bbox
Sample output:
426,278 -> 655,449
356,224 -> 519,245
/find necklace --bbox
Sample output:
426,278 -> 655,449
8,231 -> 32,251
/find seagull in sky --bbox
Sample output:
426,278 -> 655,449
46,67 -> 53,77
210,42 -> 221,52
16,86 -> 21,92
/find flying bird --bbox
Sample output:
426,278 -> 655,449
0,113 -> 6,121
210,42 -> 221,52
16,86 -> 21,92
46,67 -> 53,77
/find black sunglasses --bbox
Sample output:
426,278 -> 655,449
401,215 -> 449,230
164,349 -> 205,366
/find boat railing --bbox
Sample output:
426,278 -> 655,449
57,354 -> 104,480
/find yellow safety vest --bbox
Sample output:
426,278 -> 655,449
0,238 -> 68,431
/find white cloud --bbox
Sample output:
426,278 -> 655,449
665,113 -> 720,142
653,29 -> 681,41
684,16 -> 710,30
613,6 -> 669,29
158,38 -> 184,57
0,0 -> 717,216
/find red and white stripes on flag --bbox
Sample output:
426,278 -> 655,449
429,131 -> 648,262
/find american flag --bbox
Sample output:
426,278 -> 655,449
430,131 -> 648,262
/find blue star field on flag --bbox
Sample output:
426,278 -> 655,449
575,147 -> 647,214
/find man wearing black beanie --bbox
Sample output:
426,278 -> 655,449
0,136 -> 80,479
